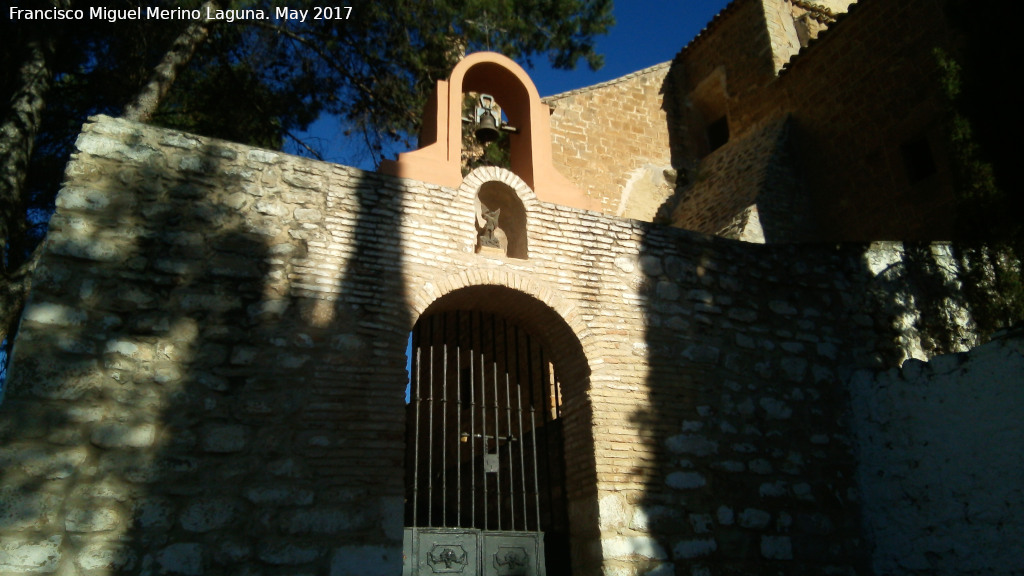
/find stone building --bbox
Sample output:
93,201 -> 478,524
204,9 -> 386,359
547,0 -> 962,242
1,1 -> 1021,576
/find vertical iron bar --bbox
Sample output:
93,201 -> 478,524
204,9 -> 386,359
540,349 -> 550,532
554,369 -> 563,419
412,326 -> 421,528
550,357 -> 558,414
525,333 -> 536,531
480,312 -> 488,530
504,373 -> 515,530
441,313 -> 448,527
515,326 -> 528,529
530,404 -> 541,533
427,316 -> 435,526
456,311 -> 462,527
469,312 -> 476,529
503,320 -> 516,531
491,314 -> 501,530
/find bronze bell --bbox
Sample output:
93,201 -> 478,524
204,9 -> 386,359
474,94 -> 501,144
475,109 -> 500,143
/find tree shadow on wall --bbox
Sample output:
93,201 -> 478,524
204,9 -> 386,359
658,58 -> 811,243
2,126 -> 269,572
0,117 -> 410,575
624,225 -> 1022,575
860,242 -> 1024,363
627,225 -> 873,575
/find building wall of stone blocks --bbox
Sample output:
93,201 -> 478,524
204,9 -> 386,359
767,0 -> 958,240
535,0 -> 956,243
1,116 -> 1020,576
677,0 -> 778,104
665,0 -> 958,241
667,115 -> 807,242
545,63 -> 675,220
665,0 -> 778,149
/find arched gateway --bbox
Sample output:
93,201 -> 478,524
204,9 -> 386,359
403,286 -> 592,575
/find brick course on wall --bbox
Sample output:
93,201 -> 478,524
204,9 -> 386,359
1,116 -> 1019,576
546,63 -> 675,220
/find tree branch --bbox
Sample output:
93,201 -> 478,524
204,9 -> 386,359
0,242 -> 44,357
0,35 -> 57,367
285,130 -> 324,161
122,1 -> 220,123
1,38 -> 54,268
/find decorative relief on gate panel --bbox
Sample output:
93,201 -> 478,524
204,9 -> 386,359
427,545 -> 470,573
492,547 -> 529,575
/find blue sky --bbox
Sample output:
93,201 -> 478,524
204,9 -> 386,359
292,1 -> 732,168
530,0 -> 731,96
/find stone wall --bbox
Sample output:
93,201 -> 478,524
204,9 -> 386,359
850,328 -> 1024,576
545,63 -> 674,221
0,117 -> 412,576
604,232 -> 874,576
664,0 -> 778,148
767,0 -> 958,240
0,116 -> 1019,576
665,115 -> 807,242
664,0 -> 960,242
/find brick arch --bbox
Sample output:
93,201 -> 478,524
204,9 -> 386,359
407,271 -> 599,403
407,276 -> 600,573
409,270 -> 583,342
459,166 -> 539,210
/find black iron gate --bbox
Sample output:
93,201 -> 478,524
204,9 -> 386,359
403,311 -> 568,575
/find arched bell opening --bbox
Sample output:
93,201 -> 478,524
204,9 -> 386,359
462,93 -> 514,173
459,61 -> 534,185
381,52 -> 595,211
403,286 -> 593,575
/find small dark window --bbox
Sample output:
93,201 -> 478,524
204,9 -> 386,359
901,138 -> 936,184
707,116 -> 730,152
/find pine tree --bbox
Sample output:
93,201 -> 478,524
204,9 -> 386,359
0,0 -> 614,380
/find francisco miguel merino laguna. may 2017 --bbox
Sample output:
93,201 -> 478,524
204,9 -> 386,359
8,6 -> 350,23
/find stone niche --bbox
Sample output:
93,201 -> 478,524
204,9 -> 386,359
475,180 -> 527,259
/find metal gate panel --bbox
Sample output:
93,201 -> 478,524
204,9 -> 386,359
404,529 -> 545,576
481,531 -> 545,576
405,529 -> 479,576
405,310 -> 563,575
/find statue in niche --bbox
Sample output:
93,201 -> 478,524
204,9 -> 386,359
477,205 -> 507,253
480,207 -> 501,247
